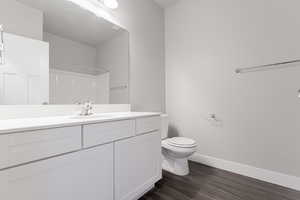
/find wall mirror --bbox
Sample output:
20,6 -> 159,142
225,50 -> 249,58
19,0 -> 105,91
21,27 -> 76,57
0,0 -> 129,105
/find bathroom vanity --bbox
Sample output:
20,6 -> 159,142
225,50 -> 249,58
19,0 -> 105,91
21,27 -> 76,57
0,112 -> 162,200
0,1 -> 162,199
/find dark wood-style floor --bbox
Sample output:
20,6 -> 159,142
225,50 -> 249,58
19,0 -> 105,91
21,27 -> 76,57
140,161 -> 300,200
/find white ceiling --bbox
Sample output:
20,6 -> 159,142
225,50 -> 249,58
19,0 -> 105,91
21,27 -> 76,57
16,0 -> 126,46
153,0 -> 178,8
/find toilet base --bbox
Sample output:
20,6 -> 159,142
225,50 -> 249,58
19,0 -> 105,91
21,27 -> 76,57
162,154 -> 190,176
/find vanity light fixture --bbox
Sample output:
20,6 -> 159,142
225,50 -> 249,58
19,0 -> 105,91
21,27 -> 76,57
103,0 -> 119,9
298,89 -> 300,98
65,0 -> 112,19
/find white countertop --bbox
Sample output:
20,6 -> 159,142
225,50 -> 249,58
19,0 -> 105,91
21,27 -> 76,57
0,112 -> 161,134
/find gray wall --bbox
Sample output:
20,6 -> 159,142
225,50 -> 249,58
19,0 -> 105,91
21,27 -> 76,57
114,0 -> 165,112
43,32 -> 97,75
0,0 -> 43,40
97,32 -> 130,104
165,0 -> 300,177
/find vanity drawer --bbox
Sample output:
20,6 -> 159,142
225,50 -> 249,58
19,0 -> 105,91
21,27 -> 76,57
135,116 -> 161,135
83,120 -> 135,148
0,126 -> 82,169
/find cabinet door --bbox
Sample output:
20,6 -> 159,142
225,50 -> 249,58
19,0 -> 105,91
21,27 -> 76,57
0,144 -> 114,200
0,126 -> 82,169
0,32 -> 49,105
83,120 -> 135,148
115,131 -> 162,200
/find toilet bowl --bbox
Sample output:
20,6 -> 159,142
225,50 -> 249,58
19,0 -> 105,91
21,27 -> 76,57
161,114 -> 197,176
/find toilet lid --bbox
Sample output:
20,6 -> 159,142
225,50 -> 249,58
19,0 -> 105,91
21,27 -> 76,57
166,137 -> 197,148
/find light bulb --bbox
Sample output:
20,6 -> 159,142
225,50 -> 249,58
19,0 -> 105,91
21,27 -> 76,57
66,0 -> 110,18
103,0 -> 118,9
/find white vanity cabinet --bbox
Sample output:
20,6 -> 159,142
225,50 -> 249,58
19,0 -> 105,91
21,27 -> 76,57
115,131 -> 161,200
135,116 -> 161,135
0,144 -> 114,200
0,126 -> 82,169
83,120 -> 135,148
0,114 -> 161,200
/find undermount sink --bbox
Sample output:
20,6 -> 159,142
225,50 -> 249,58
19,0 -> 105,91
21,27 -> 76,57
70,113 -> 125,120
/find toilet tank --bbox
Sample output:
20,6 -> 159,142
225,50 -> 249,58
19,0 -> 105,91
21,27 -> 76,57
161,114 -> 169,139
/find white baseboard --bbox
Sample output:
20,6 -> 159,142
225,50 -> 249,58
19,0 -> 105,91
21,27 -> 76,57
189,153 -> 300,191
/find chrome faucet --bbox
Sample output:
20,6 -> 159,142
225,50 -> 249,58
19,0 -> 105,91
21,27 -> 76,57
80,101 -> 93,116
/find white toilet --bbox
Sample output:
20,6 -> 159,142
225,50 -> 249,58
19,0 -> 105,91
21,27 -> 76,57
161,114 -> 197,176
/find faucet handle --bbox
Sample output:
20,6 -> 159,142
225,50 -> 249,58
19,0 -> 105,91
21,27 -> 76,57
88,101 -> 93,114
89,102 -> 93,109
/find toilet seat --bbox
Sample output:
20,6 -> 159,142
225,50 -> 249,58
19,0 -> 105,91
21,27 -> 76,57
165,137 -> 196,148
